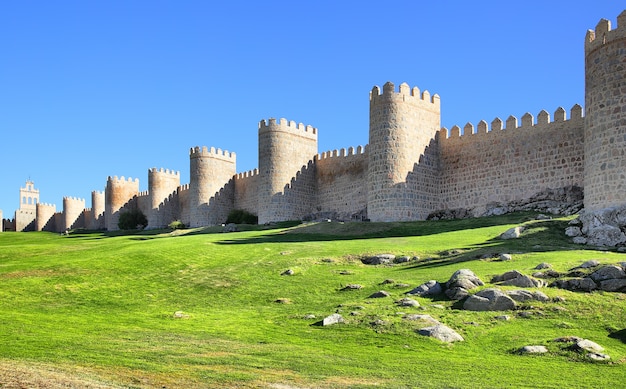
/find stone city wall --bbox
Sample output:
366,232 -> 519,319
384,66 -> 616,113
234,169 -> 260,214
315,146 -> 368,220
438,106 -> 585,214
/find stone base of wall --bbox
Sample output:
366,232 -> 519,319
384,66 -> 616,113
427,186 -> 583,220
573,207 -> 626,247
302,208 -> 367,223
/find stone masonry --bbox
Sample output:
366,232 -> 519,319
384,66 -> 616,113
3,11 -> 626,241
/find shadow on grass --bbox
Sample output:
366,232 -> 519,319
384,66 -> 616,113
214,212 -> 546,246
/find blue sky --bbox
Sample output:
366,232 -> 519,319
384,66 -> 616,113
0,1 -> 623,217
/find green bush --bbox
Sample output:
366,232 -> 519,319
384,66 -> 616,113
225,209 -> 258,224
168,220 -> 185,230
118,209 -> 148,230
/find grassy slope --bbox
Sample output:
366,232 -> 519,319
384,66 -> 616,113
0,213 -> 624,388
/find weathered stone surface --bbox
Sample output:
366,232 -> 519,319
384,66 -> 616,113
340,284 -> 363,291
575,339 -> 604,353
533,270 -> 561,279
589,265 -> 626,282
507,290 -> 550,302
587,353 -> 611,361
550,277 -> 597,292
500,226 -> 524,239
565,226 -> 582,237
599,278 -> 626,292
519,345 -> 548,354
406,280 -> 442,296
403,314 -> 440,325
445,287 -> 469,301
500,253 -> 513,261
395,297 -> 420,307
463,288 -> 517,311
417,324 -> 464,343
320,313 -> 344,326
492,270 -> 544,288
534,262 -> 552,270
577,260 -> 601,269
362,254 -> 395,265
585,225 -> 626,247
393,256 -> 411,264
368,290 -> 390,298
445,269 -> 484,300
223,223 -> 239,232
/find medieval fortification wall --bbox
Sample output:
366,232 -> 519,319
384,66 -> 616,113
4,11 -> 625,236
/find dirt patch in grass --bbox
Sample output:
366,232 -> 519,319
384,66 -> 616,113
0,360 -> 121,388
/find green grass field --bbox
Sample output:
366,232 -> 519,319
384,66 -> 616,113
0,213 -> 624,388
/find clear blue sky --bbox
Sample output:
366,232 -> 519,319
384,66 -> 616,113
0,1 -> 623,217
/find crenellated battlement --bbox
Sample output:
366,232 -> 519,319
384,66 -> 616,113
370,82 -> 440,107
107,176 -> 139,184
137,190 -> 149,197
189,146 -> 236,162
235,168 -> 259,180
149,167 -> 180,176
37,202 -> 56,209
178,184 -> 190,192
316,145 -> 367,161
585,11 -> 626,54
258,118 -> 317,138
63,196 -> 85,202
440,105 -> 583,140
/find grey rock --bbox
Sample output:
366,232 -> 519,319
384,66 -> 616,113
417,324 -> 464,343
599,278 -> 626,292
585,225 -> 626,247
587,353 -> 611,361
589,265 -> 626,282
396,297 -> 420,307
519,345 -> 548,354
281,269 -> 294,276
340,284 -> 363,291
533,270 -> 561,279
577,260 -> 601,269
550,278 -> 597,292
362,254 -> 395,265
534,262 -> 552,270
320,313 -> 344,326
492,270 -> 544,288
380,279 -> 395,285
500,226 -> 524,240
494,315 -> 511,321
368,290 -> 391,298
394,256 -> 411,264
507,290 -> 550,302
445,286 -> 470,301
406,280 -> 442,296
303,314 -> 316,320
565,226 -> 582,237
446,269 -> 484,290
463,288 -> 517,311
500,253 -> 513,261
403,314 -> 440,325
575,339 -> 604,353
572,236 -> 588,244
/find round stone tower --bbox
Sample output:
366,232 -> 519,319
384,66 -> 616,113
91,191 -> 105,230
257,118 -> 318,224
584,11 -> 626,212
63,196 -> 85,231
188,147 -> 236,227
367,82 -> 441,221
105,176 -> 139,231
147,168 -> 180,228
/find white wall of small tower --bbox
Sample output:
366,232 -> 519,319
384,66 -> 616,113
63,196 -> 86,231
16,180 -> 40,231
36,202 -> 57,231
90,191 -> 105,230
